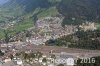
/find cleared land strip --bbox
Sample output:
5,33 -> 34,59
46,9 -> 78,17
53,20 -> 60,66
19,45 -> 100,57
0,45 -> 100,57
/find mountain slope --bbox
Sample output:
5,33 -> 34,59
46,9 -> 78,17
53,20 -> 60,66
3,0 -> 51,13
58,0 -> 100,25
3,0 -> 100,25
1,0 -> 100,26
1,0 -> 61,18
0,0 -> 61,39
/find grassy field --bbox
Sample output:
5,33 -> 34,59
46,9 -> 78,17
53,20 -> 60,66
0,29 -> 5,39
37,7 -> 59,19
96,23 -> 100,30
0,16 -> 34,39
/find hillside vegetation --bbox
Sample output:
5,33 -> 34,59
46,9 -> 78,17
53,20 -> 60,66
58,0 -> 100,25
2,0 -> 100,24
46,30 -> 100,50
0,0 -> 100,39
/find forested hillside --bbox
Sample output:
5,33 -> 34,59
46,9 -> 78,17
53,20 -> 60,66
58,0 -> 100,25
2,0 -> 100,25
46,30 -> 100,50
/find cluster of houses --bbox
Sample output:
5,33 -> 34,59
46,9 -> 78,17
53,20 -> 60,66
0,21 -> 16,29
0,57 -> 23,66
0,41 -> 76,66
26,16 -> 78,45
79,22 -> 97,31
0,16 -> 24,29
1,41 -> 100,66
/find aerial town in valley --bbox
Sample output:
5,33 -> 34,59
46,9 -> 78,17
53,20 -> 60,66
0,0 -> 100,66
0,15 -> 99,66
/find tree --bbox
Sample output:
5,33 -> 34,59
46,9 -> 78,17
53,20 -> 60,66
42,58 -> 47,62
3,30 -> 10,43
9,54 -> 14,59
26,31 -> 32,37
30,53 -> 35,58
0,50 -> 4,56
51,54 -> 56,59
36,52 -> 43,59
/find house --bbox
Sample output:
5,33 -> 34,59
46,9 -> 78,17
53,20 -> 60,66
79,22 -> 97,31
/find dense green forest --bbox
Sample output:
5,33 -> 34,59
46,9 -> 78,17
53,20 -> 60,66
58,0 -> 100,25
46,30 -> 100,50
